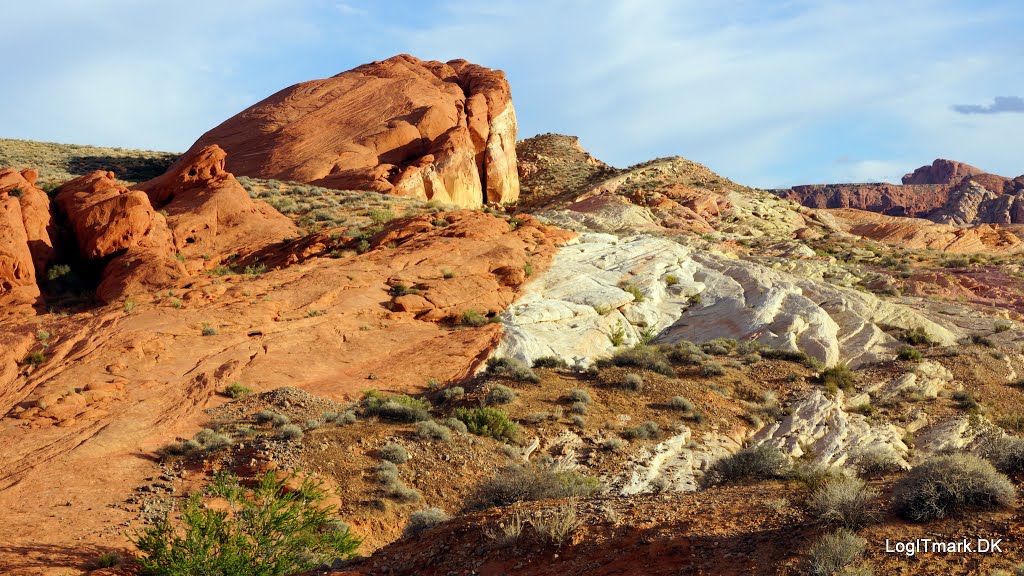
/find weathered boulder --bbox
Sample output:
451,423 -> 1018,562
185,54 -> 519,207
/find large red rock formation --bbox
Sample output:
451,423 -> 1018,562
902,158 -> 986,185
0,194 -> 40,310
184,54 -> 519,207
55,171 -> 185,302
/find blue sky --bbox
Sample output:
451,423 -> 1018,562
1,0 -> 1022,187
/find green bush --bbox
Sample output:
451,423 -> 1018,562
897,347 -> 923,361
981,436 -> 1024,474
467,463 -> 604,510
893,454 -> 1015,521
132,472 -> 359,575
454,407 -> 521,443
461,309 -> 490,327
699,444 -> 790,488
600,345 -> 675,377
279,424 -> 303,440
485,357 -> 540,383
439,386 -> 465,403
21,350 -> 46,366
222,382 -> 252,399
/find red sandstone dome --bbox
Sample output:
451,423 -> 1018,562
184,54 -> 520,208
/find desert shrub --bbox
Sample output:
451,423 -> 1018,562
901,326 -> 936,346
994,321 -> 1012,333
530,504 -> 582,547
91,552 -> 123,568
808,476 -> 879,529
952,390 -> 981,412
791,462 -> 845,493
699,362 -> 726,377
194,428 -> 233,451
604,437 -> 626,452
415,420 -> 452,442
454,407 -> 521,443
439,417 -> 468,434
21,351 -> 46,366
607,322 -> 626,346
821,363 -> 856,394
201,323 -> 218,336
760,347 -> 822,369
566,388 -> 592,404
622,420 -> 661,440
896,347 -> 923,361
157,439 -> 202,458
702,338 -> 738,356
389,483 -> 422,503
570,415 -> 586,427
374,461 -> 399,486
439,386 -> 464,403
622,373 -> 644,391
367,209 -> 395,224
569,401 -> 588,415
132,472 -> 359,575
255,410 -> 290,427
222,382 -> 252,399
363,392 -> 431,422
304,419 -> 320,430
279,424 -> 303,440
461,309 -> 490,327
600,345 -> 675,377
854,446 -> 905,475
379,443 -> 410,464
893,454 -> 1016,521
468,463 -> 604,510
487,384 -> 518,405
485,356 -> 540,383
533,356 -> 569,369
668,396 -> 694,411
978,436 -> 1024,474
805,529 -> 866,576
971,334 -> 995,347
404,507 -> 450,538
618,280 -> 645,303
699,444 -> 790,488
334,410 -> 357,425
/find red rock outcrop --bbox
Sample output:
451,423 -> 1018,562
781,183 -> 955,218
185,54 -> 519,207
55,171 -> 185,301
902,158 -> 986,185
134,144 -> 299,267
0,169 -> 56,279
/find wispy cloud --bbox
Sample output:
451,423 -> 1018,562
952,96 -> 1024,115
335,2 -> 367,16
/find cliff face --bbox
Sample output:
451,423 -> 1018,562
184,54 -> 520,208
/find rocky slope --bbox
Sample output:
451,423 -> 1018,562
187,55 -> 519,208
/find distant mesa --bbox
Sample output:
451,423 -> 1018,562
185,54 -> 519,208
781,158 -> 1024,225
